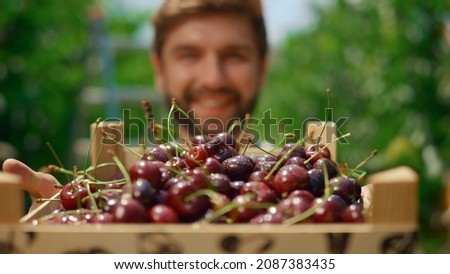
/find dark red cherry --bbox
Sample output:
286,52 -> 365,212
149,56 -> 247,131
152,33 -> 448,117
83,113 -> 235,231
128,160 -> 163,190
285,156 -> 312,170
205,137 -> 237,162
312,194 -> 346,223
305,143 -> 331,164
329,176 -> 359,204
122,178 -> 157,209
207,173 -> 232,196
60,181 -> 96,210
253,160 -> 278,173
166,181 -> 210,222
313,158 -> 338,179
111,194 -> 148,223
307,168 -> 325,197
250,210 -> 286,224
223,155 -> 254,182
165,156 -> 187,171
184,168 -> 208,189
239,181 -> 277,204
342,202 -> 364,223
201,157 -> 224,174
227,194 -> 266,223
288,189 -> 315,203
248,170 -> 273,187
276,195 -> 313,222
278,143 -> 307,161
85,212 -> 115,224
148,204 -> 179,223
185,145 -> 209,168
144,144 -> 176,162
272,164 -> 309,197
191,134 -> 208,146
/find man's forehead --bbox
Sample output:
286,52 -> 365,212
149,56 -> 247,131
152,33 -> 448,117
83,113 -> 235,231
162,14 -> 257,51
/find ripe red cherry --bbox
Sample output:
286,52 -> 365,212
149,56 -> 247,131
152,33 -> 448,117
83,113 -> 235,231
272,164 -> 309,197
276,195 -> 313,222
85,212 -> 115,224
227,194 -> 266,223
223,155 -> 254,182
184,168 -> 209,189
111,194 -> 148,223
148,204 -> 179,223
342,202 -> 364,223
128,160 -> 163,190
248,170 -> 273,187
329,176 -> 359,204
305,143 -> 331,164
278,143 -> 307,161
201,157 -> 224,174
313,158 -> 338,179
60,180 -> 97,210
239,181 -> 277,204
122,178 -> 157,209
166,181 -> 210,222
185,145 -> 209,168
312,194 -> 346,223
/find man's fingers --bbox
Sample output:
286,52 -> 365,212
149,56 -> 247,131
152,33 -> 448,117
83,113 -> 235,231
2,158 -> 60,198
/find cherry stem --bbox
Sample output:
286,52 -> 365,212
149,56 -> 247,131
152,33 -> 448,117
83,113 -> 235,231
269,133 -> 297,154
84,118 -> 102,177
201,202 -> 239,223
81,179 -> 98,211
141,99 -> 155,145
264,138 -> 305,181
241,137 -> 252,155
111,155 -> 132,196
36,198 -> 60,203
46,141 -> 71,182
101,135 -> 143,159
84,162 -> 123,181
184,188 -> 221,202
282,203 -> 318,225
166,99 -> 178,149
247,138 -> 277,157
236,113 -> 250,151
304,132 -> 351,164
173,103 -> 204,144
349,149 -> 378,177
48,165 -> 76,177
227,120 -> 240,135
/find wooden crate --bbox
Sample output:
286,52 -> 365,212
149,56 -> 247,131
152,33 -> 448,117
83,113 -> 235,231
0,122 -> 419,254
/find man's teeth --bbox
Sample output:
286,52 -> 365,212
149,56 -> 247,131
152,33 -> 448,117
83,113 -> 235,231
200,99 -> 224,108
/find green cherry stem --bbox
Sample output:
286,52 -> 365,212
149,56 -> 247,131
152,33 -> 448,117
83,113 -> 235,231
111,155 -> 132,196
84,118 -> 102,177
304,133 -> 351,165
264,138 -> 305,181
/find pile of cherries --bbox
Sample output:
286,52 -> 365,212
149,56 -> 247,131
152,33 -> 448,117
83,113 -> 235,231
37,133 -> 365,225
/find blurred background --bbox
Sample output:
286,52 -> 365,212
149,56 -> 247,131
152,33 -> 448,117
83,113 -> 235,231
1,0 -> 449,252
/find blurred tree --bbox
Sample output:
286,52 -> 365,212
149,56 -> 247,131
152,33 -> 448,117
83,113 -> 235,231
255,0 -> 450,252
0,0 -> 93,203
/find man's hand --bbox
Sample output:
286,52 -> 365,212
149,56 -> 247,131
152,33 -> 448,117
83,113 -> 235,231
2,158 -> 60,199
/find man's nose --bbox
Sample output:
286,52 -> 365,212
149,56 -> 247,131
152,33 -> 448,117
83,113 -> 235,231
200,54 -> 227,90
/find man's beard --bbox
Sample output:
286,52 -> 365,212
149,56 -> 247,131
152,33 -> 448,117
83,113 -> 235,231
163,87 -> 259,138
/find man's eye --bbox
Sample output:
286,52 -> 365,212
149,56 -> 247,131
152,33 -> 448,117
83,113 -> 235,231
226,52 -> 246,61
178,52 -> 197,60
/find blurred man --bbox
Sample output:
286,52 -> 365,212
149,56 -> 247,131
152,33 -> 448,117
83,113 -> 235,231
152,0 -> 268,137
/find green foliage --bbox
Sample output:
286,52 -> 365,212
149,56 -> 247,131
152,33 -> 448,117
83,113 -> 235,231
0,0 -> 92,172
255,0 -> 450,252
